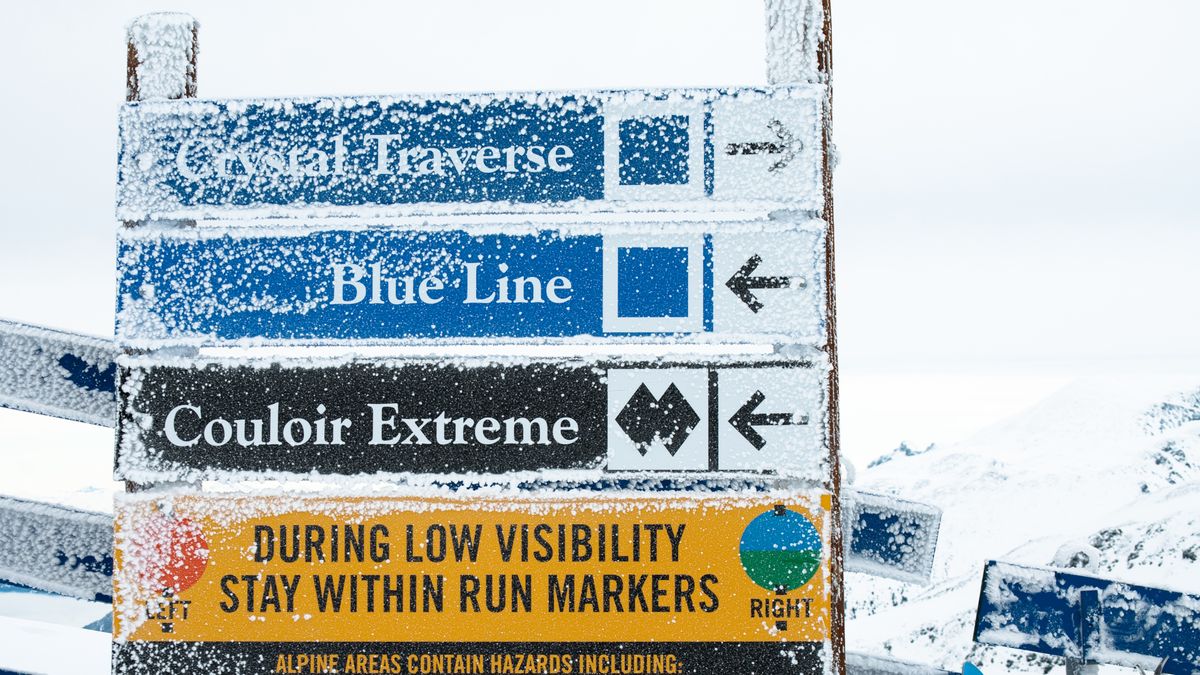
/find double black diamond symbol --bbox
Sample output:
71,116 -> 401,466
615,383 -> 701,456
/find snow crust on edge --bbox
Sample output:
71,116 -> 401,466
127,13 -> 195,100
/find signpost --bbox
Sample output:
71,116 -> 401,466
0,319 -> 117,426
974,560 -> 1200,673
115,355 -> 827,481
0,496 -> 113,602
116,224 -> 825,345
108,3 -> 845,674
114,491 -> 832,674
117,87 -> 825,220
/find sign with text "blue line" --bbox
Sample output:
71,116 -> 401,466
116,226 -> 824,345
974,560 -> 1199,673
116,86 -> 824,219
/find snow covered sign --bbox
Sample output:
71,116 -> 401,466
974,560 -> 1200,673
0,496 -> 113,603
116,86 -> 825,219
113,490 -> 834,675
116,222 -> 824,346
115,354 -> 827,483
0,319 -> 118,426
843,491 -> 941,584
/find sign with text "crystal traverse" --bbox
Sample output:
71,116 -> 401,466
113,492 -> 832,675
116,225 -> 824,345
115,356 -> 827,482
117,86 -> 824,219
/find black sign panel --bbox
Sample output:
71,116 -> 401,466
115,357 -> 823,481
113,641 -> 825,675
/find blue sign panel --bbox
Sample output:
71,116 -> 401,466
115,225 -> 824,345
843,491 -> 941,584
117,86 -> 825,218
845,652 -> 955,675
974,560 -> 1200,673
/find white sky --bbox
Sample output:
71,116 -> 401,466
0,0 -> 1197,474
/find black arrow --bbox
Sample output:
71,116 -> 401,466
729,390 -> 807,451
725,254 -> 803,313
724,119 -> 800,172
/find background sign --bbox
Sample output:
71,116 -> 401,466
116,86 -> 824,218
0,319 -> 117,426
113,491 -> 831,675
843,492 -> 941,584
116,225 -> 824,345
974,560 -> 1200,673
0,496 -> 113,602
116,356 -> 827,482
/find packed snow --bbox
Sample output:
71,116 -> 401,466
846,374 -> 1200,673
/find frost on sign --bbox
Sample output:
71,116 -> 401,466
113,491 -> 834,675
0,319 -> 117,426
842,491 -> 941,584
115,224 -> 826,346
116,86 -> 826,219
975,560 -> 1200,672
0,496 -> 113,602
115,354 -> 829,483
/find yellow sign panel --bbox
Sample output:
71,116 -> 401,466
114,491 -> 832,674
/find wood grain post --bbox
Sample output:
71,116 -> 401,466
764,1 -> 843,673
123,13 -> 198,494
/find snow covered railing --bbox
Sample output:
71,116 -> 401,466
0,319 -> 117,426
0,495 -> 113,602
845,651 -> 955,675
973,560 -> 1198,673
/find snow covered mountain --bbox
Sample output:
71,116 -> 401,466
846,374 -> 1200,673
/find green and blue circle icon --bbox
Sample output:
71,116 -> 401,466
739,505 -> 822,592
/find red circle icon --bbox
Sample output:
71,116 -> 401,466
140,514 -> 209,594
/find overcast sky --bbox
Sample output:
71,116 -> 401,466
0,1 -> 1197,469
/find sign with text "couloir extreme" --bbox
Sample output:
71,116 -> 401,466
113,491 -> 832,675
116,224 -> 824,346
116,86 -> 824,219
115,355 -> 827,483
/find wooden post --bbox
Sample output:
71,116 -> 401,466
126,13 -> 198,102
123,13 -> 198,493
764,1 -> 842,674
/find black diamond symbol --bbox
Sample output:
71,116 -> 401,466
615,383 -> 700,456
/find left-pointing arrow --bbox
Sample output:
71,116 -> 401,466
725,254 -> 805,313
729,390 -> 807,451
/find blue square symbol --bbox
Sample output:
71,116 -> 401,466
618,115 -> 690,186
617,247 -> 689,318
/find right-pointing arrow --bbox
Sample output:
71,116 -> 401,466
724,119 -> 801,172
725,254 -> 805,313
729,390 -> 808,451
